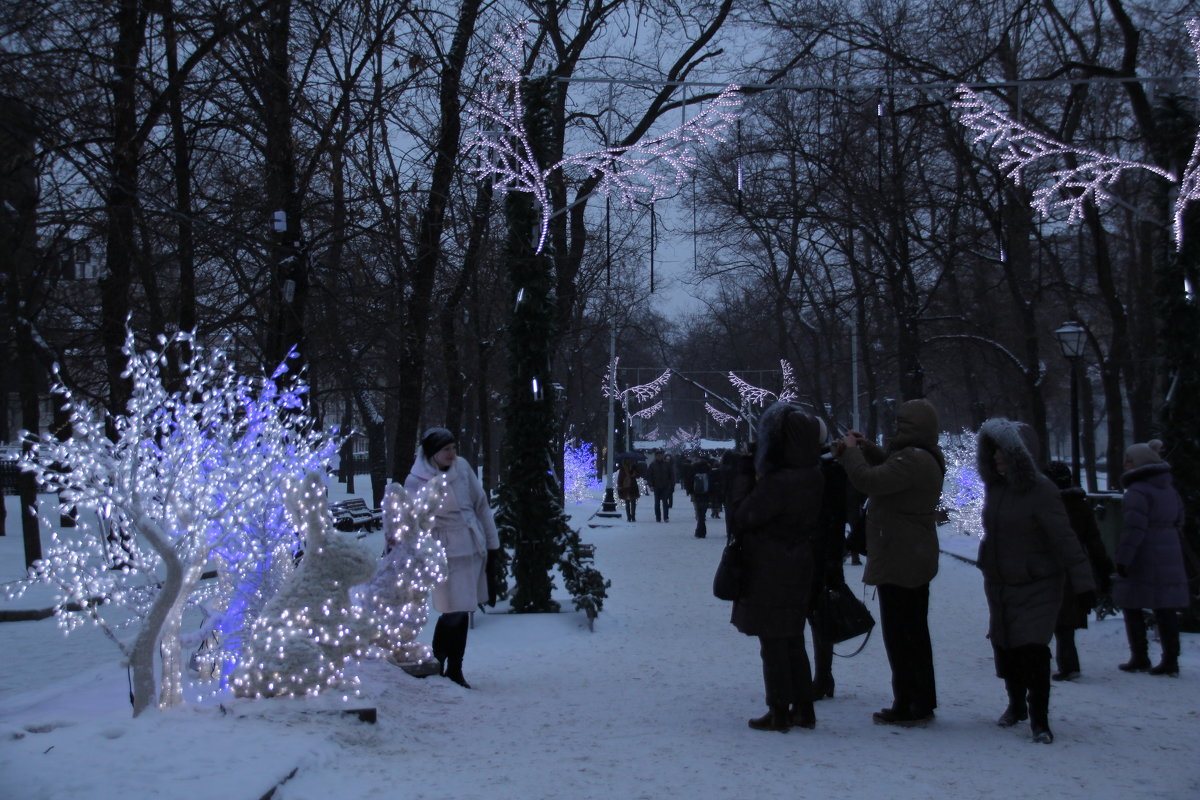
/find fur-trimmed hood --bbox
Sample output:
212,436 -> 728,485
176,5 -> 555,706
977,418 -> 1042,493
754,402 -> 821,476
1121,460 -> 1173,489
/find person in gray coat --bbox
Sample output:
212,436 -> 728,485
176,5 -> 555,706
976,419 -> 1096,744
1115,440 -> 1189,676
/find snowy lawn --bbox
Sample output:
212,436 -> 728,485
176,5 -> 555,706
1,489 -> 1197,799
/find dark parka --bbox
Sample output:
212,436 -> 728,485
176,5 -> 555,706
976,420 -> 1095,649
1114,461 -> 1188,610
838,398 -> 945,588
731,404 -> 824,638
1046,474 -> 1113,630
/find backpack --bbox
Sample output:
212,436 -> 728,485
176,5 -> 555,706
692,471 -> 709,495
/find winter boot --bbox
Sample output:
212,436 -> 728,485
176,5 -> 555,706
789,700 -> 816,729
431,615 -> 450,676
1120,610 -> 1152,672
1024,646 -> 1053,744
441,612 -> 471,688
1150,610 -> 1181,676
748,706 -> 790,733
997,686 -> 1028,728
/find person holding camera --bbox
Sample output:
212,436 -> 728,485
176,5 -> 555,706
834,398 -> 944,728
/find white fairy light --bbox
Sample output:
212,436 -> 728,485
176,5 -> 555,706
955,20 -> 1200,256
462,22 -> 742,254
705,402 -> 737,426
13,330 -> 340,715
728,359 -> 798,407
630,399 -> 664,420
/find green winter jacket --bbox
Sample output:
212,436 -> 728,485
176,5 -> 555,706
839,399 -> 945,588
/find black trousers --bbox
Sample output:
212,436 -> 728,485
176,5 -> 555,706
877,583 -> 937,716
1053,626 -> 1080,675
653,489 -> 671,521
758,635 -> 813,709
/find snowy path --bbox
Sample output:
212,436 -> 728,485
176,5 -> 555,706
0,493 -> 1198,799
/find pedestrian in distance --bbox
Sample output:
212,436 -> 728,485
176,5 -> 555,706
617,456 -> 642,522
810,430 -> 849,702
730,403 -> 825,732
645,449 -> 675,523
976,420 -> 1096,744
404,427 -> 500,689
690,456 -> 713,538
834,398 -> 944,728
1043,461 -> 1113,682
1114,439 -> 1189,677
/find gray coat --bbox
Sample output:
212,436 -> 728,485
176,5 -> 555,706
976,419 -> 1095,649
1113,462 -> 1189,610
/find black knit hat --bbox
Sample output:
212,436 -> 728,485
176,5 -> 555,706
420,427 -> 456,459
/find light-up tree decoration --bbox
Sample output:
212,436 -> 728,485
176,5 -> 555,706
667,424 -> 702,452
602,359 -> 671,442
563,440 -> 603,505
728,359 -> 799,408
462,22 -> 742,254
363,479 -> 447,667
14,330 -> 339,716
954,19 -> 1200,251
231,471 -> 378,699
705,402 -> 738,426
940,431 -> 984,539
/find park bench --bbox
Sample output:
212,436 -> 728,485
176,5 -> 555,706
330,498 -> 382,532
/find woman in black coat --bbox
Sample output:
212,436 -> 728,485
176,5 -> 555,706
731,403 -> 825,732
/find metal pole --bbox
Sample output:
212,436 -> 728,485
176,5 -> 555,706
851,307 -> 860,431
1069,358 -> 1082,488
600,324 -> 619,514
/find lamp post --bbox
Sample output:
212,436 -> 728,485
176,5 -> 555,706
1055,321 -> 1087,488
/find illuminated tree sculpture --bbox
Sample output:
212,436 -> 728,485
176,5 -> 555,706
16,331 -> 338,715
462,22 -> 742,253
231,471 -> 378,699
563,440 -> 603,506
603,359 -> 671,437
363,479 -> 448,666
940,431 -> 984,539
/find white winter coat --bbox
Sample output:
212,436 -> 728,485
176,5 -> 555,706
405,452 -> 499,613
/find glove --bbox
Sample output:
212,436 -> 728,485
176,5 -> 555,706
1116,563 -> 1129,578
1077,590 -> 1097,611
485,549 -> 502,607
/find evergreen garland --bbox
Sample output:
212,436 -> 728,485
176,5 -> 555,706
494,75 -> 608,616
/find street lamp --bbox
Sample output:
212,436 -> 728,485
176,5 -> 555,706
1055,321 -> 1087,488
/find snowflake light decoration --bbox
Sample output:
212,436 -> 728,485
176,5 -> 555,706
705,402 -> 737,426
955,18 -> 1200,251
463,22 -> 742,253
603,358 -> 671,423
728,360 -> 798,407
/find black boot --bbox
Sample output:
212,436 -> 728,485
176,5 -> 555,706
1150,609 -> 1181,676
1022,645 -> 1053,744
1120,609 -> 1152,672
441,612 -> 471,688
789,701 -> 816,729
748,706 -> 790,732
431,615 -> 450,676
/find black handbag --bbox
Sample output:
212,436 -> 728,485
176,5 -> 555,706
810,582 -> 875,651
712,538 -> 742,601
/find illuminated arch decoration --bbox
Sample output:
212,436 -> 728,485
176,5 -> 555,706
463,22 -> 742,254
954,19 -> 1200,252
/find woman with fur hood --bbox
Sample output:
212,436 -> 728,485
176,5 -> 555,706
405,427 -> 500,688
976,419 -> 1096,744
731,403 -> 825,732
1114,439 -> 1188,677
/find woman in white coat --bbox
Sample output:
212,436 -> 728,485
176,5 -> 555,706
405,428 -> 499,688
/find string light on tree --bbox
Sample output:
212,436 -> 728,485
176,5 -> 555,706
940,431 -> 984,539
563,440 -> 604,505
462,22 -> 742,254
12,330 -> 339,716
954,19 -> 1200,253
705,402 -> 737,426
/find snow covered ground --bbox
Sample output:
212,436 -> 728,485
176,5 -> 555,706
1,487 -> 1197,800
